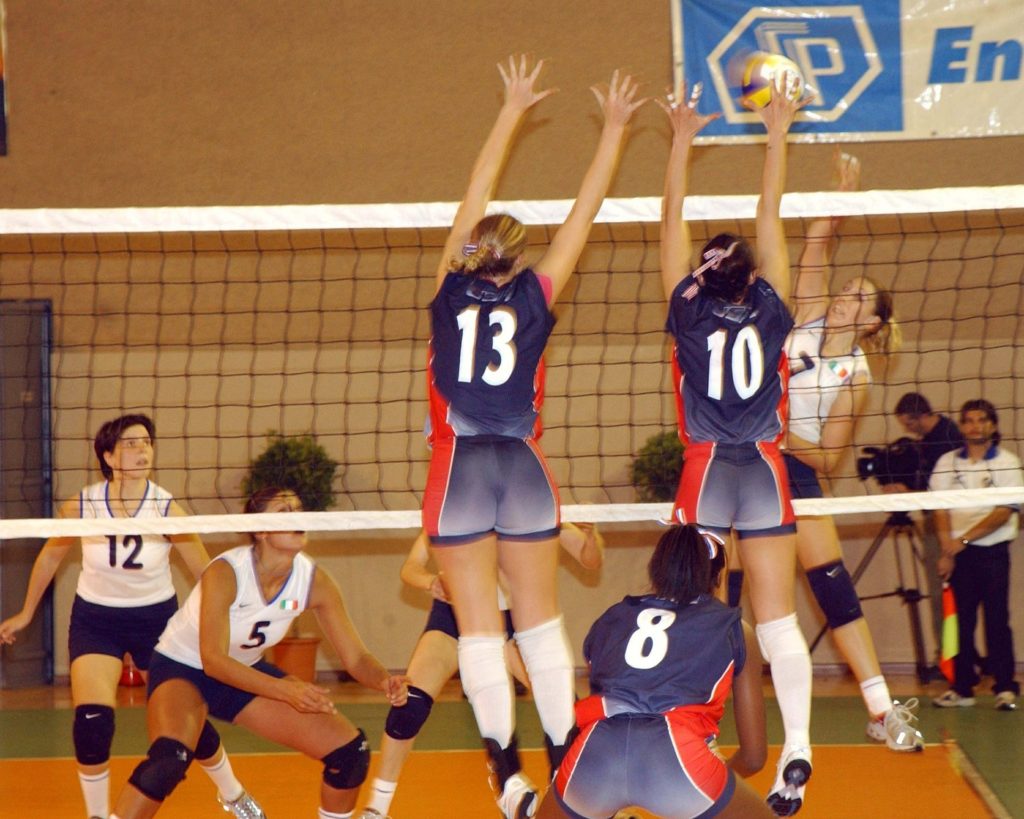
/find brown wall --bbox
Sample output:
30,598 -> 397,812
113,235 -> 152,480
5,0 -> 1023,209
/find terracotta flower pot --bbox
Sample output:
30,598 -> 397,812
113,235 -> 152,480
269,637 -> 321,682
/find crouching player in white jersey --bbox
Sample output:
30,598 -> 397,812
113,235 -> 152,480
109,487 -> 409,819
0,414 -> 257,819
537,525 -> 772,819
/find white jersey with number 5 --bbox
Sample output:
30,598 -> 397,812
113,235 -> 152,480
156,545 -> 315,670
76,480 -> 176,608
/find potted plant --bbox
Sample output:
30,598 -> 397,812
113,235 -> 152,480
243,432 -> 340,681
629,430 -> 684,502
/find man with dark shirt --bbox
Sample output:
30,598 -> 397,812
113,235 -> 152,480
889,393 -> 965,673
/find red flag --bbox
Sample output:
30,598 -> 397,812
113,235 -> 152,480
940,582 -> 958,684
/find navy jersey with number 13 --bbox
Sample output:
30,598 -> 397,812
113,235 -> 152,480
428,269 -> 554,442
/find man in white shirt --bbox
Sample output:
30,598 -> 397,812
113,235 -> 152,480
930,399 -> 1022,711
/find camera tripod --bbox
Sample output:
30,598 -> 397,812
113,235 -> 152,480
808,511 -> 932,683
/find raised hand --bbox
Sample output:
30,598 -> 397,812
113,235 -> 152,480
746,70 -> 812,134
831,147 -> 861,192
657,82 -> 720,141
591,69 -> 648,129
497,54 -> 556,114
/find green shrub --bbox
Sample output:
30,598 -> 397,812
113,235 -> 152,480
629,430 -> 684,502
242,432 -> 340,511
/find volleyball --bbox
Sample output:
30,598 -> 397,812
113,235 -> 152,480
741,52 -> 804,108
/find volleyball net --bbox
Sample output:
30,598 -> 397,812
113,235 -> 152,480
1,184 -> 1023,538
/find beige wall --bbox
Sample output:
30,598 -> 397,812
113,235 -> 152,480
4,0 -> 1023,209
5,1 -> 1023,674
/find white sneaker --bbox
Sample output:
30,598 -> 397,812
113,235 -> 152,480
766,745 -> 812,817
866,698 -> 924,752
218,790 -> 267,819
932,689 -> 976,708
995,691 -> 1017,711
497,772 -> 538,819
356,810 -> 391,819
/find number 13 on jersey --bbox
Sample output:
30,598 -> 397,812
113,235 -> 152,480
456,305 -> 518,386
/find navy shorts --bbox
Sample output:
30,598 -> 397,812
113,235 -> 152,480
673,441 -> 796,538
555,713 -> 735,818
423,436 -> 560,545
147,651 -> 287,723
424,598 -> 516,640
784,453 -> 824,500
68,595 -> 178,669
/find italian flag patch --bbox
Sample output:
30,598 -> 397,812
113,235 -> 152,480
280,599 -> 299,611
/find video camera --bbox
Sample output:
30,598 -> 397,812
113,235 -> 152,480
856,437 -> 921,487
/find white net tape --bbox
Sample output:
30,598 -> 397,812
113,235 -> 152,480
0,487 -> 1017,539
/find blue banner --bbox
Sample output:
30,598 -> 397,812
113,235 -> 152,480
674,0 -> 1023,142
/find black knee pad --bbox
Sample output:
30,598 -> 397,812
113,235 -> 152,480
806,560 -> 864,629
73,704 -> 115,765
321,729 -> 370,790
384,685 -> 434,740
128,737 -> 194,802
194,719 -> 221,761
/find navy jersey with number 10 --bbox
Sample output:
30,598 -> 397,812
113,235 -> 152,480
428,269 -> 554,442
667,274 -> 794,445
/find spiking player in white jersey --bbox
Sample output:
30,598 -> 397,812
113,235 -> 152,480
421,55 -> 645,818
658,79 -> 813,816
0,414 -> 260,819
728,150 -> 922,753
110,487 -> 408,819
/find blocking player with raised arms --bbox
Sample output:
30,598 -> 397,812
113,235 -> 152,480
110,487 -> 408,819
538,525 -> 771,819
422,55 -> 644,818
659,79 -> 813,816
0,414 -> 259,819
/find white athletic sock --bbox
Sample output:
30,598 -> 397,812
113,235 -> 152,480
77,768 -> 109,818
860,675 -> 893,719
458,635 -> 515,748
366,777 -> 397,814
514,615 -> 576,745
317,808 -> 352,819
198,748 -> 244,802
756,613 -> 812,749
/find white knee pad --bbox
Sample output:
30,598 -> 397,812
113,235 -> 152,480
458,635 -> 514,747
514,616 -> 575,744
756,613 -> 808,662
